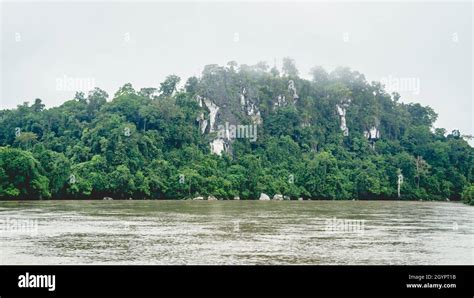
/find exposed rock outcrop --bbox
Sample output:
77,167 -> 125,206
364,125 -> 381,150
210,138 -> 227,156
336,101 -> 350,136
364,126 -> 380,140
203,98 -> 219,133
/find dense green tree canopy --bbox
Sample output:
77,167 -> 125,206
0,60 -> 472,201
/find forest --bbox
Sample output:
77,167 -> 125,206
0,59 -> 473,204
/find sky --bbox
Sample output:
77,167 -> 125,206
1,1 -> 472,141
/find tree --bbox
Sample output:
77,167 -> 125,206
115,83 -> 136,97
407,103 -> 438,127
253,61 -> 269,72
109,165 -> 136,199
461,184 -> 474,205
282,57 -> 298,77
0,147 -> 50,199
310,66 -> 329,85
415,155 -> 430,189
160,75 -> 181,97
31,98 -> 45,112
303,152 -> 347,199
184,76 -> 199,95
15,132 -> 37,150
270,66 -> 280,77
139,87 -> 158,99
33,147 -> 70,198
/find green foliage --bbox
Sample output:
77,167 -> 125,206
159,75 -> 181,97
0,60 -> 472,202
461,184 -> 474,205
0,147 -> 50,199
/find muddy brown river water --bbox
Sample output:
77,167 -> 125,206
0,200 -> 472,264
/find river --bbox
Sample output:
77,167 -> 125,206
0,200 -> 472,265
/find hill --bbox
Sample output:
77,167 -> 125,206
1,59 -> 473,201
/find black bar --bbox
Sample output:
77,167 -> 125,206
0,265 -> 472,297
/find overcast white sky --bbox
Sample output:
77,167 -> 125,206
1,1 -> 472,139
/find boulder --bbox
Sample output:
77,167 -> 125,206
207,196 -> 218,201
193,196 -> 204,200
298,197 -> 303,201
273,194 -> 284,200
233,196 -> 240,200
103,197 -> 113,200
283,195 -> 290,200
259,193 -> 270,201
